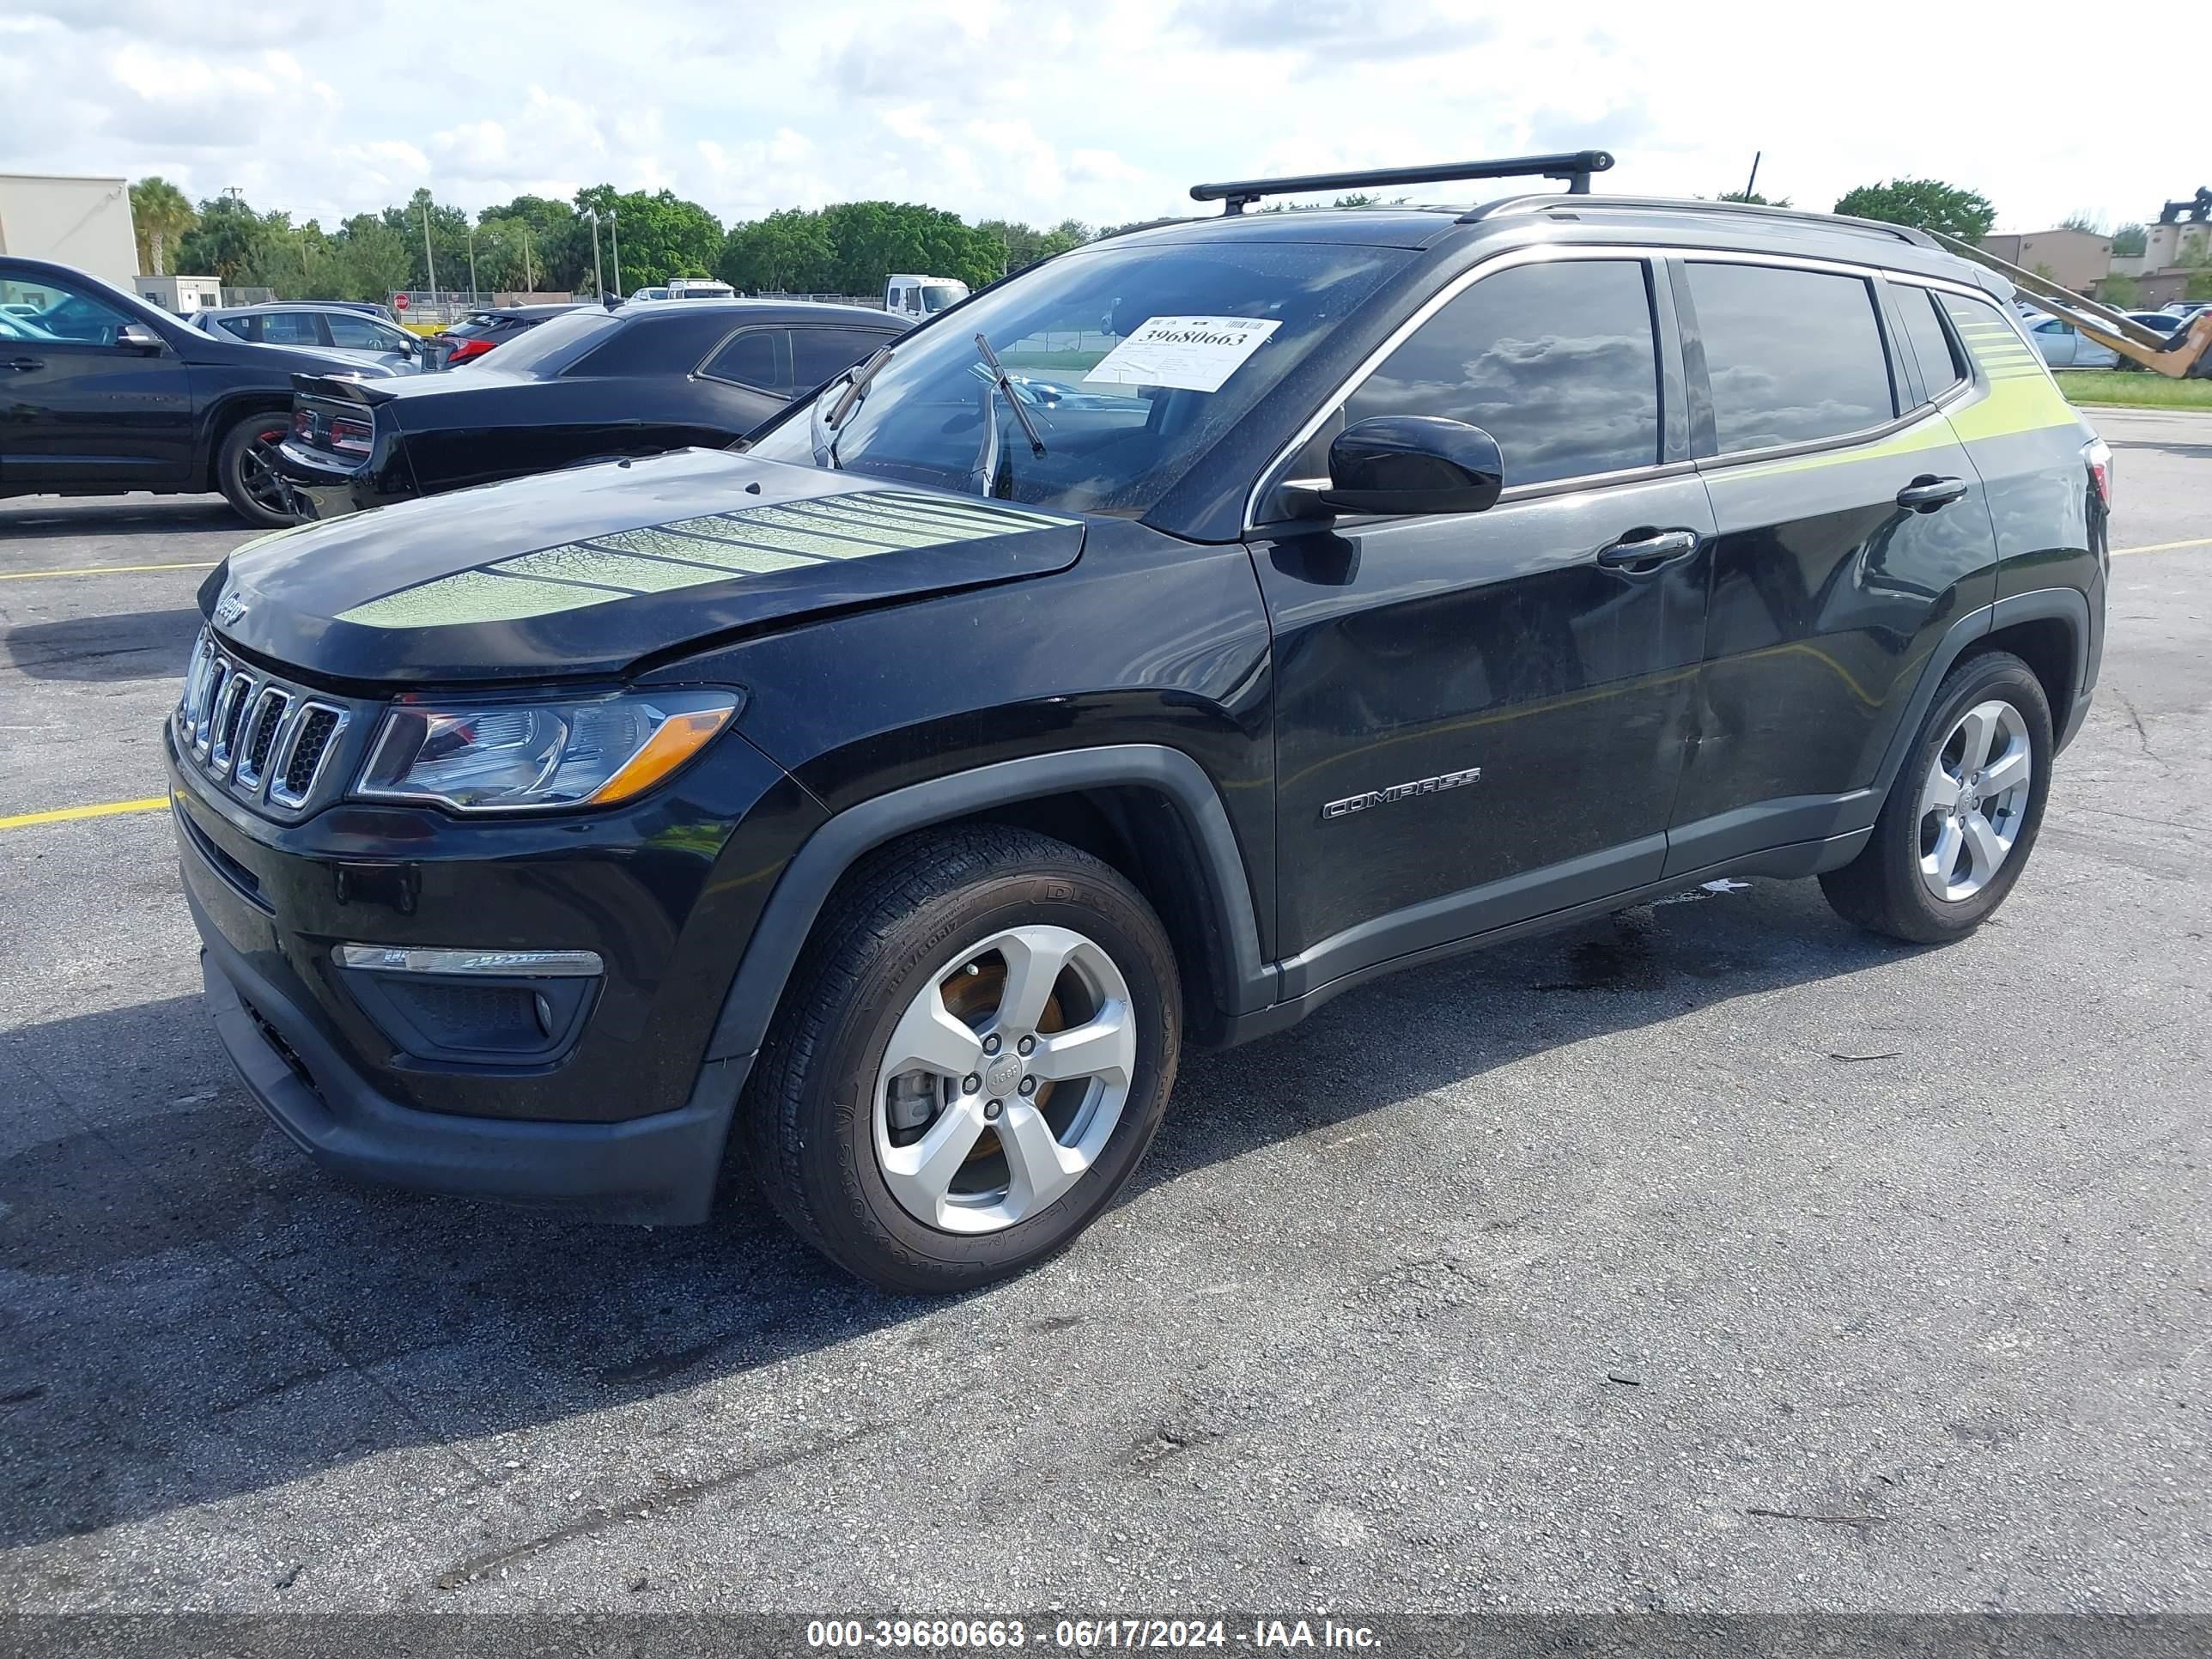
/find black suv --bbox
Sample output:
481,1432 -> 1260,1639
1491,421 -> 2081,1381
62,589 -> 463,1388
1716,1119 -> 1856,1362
169,155 -> 2108,1292
0,257 -> 396,525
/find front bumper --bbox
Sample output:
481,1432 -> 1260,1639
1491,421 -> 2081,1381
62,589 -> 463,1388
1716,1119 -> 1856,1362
195,897 -> 743,1224
167,704 -> 823,1222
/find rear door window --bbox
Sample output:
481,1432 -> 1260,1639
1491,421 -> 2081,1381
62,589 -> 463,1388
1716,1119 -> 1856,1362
1686,262 -> 1896,453
1341,258 -> 1662,488
1897,287 -> 1965,399
789,327 -> 895,392
702,328 -> 787,392
260,312 -> 325,347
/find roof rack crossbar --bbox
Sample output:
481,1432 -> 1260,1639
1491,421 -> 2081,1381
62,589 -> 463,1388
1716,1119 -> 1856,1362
1190,150 -> 1615,216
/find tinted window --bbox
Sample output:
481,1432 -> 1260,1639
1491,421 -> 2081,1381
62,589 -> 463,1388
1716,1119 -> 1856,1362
704,328 -> 781,390
217,316 -> 255,341
1688,263 -> 1894,452
1344,259 -> 1660,487
0,270 -> 135,345
328,313 -> 400,349
484,310 -> 622,376
791,326 -> 892,390
1898,288 -> 1964,398
261,313 -> 323,346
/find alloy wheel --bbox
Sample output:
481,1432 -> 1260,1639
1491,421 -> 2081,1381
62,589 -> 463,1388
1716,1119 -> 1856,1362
1917,698 -> 2033,902
872,924 -> 1136,1235
239,424 -> 297,518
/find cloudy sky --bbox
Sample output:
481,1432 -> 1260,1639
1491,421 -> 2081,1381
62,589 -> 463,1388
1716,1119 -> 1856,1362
0,0 -> 2192,235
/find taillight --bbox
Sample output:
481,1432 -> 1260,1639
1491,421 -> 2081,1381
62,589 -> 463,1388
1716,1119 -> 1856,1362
289,409 -> 313,439
446,337 -> 491,363
2085,436 -> 2112,511
331,417 -> 373,456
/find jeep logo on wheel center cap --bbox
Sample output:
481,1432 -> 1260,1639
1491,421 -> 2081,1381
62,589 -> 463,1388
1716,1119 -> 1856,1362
985,1055 -> 1024,1096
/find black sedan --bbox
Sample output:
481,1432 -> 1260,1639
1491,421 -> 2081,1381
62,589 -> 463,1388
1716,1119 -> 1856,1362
0,255 -> 398,525
276,301 -> 902,520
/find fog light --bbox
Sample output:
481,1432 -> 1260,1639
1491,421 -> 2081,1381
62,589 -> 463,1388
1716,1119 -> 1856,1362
333,944 -> 604,976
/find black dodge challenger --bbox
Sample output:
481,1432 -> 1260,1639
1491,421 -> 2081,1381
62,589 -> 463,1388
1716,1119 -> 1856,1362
274,298 -> 903,520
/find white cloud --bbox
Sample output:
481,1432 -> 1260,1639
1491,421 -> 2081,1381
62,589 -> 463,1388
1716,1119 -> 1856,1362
0,0 -> 2190,235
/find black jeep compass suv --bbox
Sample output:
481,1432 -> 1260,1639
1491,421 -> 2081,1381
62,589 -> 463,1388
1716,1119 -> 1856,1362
169,155 -> 2109,1291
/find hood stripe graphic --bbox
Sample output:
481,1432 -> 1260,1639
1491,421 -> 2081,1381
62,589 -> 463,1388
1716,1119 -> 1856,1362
335,489 -> 1079,629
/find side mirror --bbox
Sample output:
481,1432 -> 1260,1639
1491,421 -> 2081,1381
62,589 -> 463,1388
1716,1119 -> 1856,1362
1316,416 -> 1504,517
116,323 -> 165,354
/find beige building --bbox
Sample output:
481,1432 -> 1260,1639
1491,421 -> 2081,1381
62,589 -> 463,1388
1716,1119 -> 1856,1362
1980,228 -> 2112,293
135,273 -> 223,314
0,173 -> 138,283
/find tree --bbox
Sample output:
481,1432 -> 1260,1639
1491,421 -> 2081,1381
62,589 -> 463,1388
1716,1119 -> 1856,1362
1717,190 -> 1794,207
2058,210 -> 2106,234
717,202 -> 1001,297
975,217 -> 1091,276
2097,273 -> 2140,307
2112,223 -> 2148,258
574,185 -> 723,293
2189,269 -> 2212,305
129,177 -> 196,276
175,194 -> 271,282
1832,178 -> 1996,243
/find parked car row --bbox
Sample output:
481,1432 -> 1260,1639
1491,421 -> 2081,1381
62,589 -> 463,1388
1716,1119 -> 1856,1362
1,257 -> 408,522
276,300 -> 901,519
0,257 -> 908,525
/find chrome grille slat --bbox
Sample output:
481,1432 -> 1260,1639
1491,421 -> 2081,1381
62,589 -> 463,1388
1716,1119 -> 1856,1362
234,688 -> 293,789
175,627 -> 362,818
269,704 -> 349,809
210,672 -> 257,775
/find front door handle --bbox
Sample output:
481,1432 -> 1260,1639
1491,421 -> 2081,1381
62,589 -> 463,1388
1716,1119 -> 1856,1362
4,357 -> 43,373
1595,527 -> 1701,570
1896,474 -> 1969,512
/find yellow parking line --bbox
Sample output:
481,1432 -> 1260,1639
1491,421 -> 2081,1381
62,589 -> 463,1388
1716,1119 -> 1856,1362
2112,536 -> 2211,558
0,560 -> 220,582
0,797 -> 171,831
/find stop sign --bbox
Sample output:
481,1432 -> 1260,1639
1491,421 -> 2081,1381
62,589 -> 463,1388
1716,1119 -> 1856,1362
393,293 -> 410,312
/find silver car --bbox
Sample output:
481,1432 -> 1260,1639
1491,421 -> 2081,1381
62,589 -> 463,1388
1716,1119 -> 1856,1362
191,303 -> 430,374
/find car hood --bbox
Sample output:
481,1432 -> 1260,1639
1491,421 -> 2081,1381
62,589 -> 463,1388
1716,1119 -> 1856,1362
206,447 -> 1085,686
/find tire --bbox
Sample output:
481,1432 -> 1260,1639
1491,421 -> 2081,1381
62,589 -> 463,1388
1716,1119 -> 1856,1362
744,824 -> 1182,1293
1820,649 -> 2054,944
214,413 -> 304,528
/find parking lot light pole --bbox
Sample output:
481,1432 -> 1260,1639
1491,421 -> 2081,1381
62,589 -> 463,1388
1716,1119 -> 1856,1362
467,226 -> 478,306
584,210 -> 604,304
421,202 -> 438,303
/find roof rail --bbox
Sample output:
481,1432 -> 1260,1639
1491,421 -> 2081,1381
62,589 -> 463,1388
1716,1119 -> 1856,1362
1463,192 -> 1937,247
1191,151 -> 1614,216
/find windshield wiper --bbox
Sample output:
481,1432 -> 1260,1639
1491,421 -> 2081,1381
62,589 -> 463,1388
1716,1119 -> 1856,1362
811,343 -> 895,468
974,332 -> 1047,459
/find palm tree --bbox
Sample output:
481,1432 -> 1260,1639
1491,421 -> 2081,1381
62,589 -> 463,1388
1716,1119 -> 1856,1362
130,178 -> 197,276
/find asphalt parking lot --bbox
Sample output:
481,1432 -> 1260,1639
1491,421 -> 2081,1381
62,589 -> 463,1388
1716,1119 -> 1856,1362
2,409 -> 2207,1616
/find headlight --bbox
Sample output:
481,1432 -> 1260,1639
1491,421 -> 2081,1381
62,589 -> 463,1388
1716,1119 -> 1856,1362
356,690 -> 738,812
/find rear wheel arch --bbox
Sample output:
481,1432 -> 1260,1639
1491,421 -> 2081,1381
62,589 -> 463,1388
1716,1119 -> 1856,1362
703,746 -> 1272,1066
198,394 -> 291,488
1968,612 -> 2079,744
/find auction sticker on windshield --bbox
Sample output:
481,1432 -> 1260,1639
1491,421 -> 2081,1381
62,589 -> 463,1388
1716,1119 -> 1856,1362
1082,315 -> 1281,392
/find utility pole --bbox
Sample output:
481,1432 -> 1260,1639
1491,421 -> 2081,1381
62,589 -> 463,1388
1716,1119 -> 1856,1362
608,207 -> 622,301
467,225 -> 479,304
520,225 -> 534,293
421,200 -> 439,301
585,210 -> 604,302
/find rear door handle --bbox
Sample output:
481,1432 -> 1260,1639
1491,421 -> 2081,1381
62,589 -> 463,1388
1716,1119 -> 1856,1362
4,357 -> 42,373
1896,474 -> 1969,512
1595,527 -> 1701,570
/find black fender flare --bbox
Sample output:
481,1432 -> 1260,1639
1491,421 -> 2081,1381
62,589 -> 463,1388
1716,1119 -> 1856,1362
703,744 -> 1273,1062
1869,586 -> 2093,804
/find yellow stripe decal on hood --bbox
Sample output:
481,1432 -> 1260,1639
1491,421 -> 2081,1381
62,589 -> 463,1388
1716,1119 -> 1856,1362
335,489 -> 1077,628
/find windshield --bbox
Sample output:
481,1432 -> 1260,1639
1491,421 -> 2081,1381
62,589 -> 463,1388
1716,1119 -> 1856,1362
477,309 -> 617,376
921,284 -> 965,313
750,240 -> 1407,515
